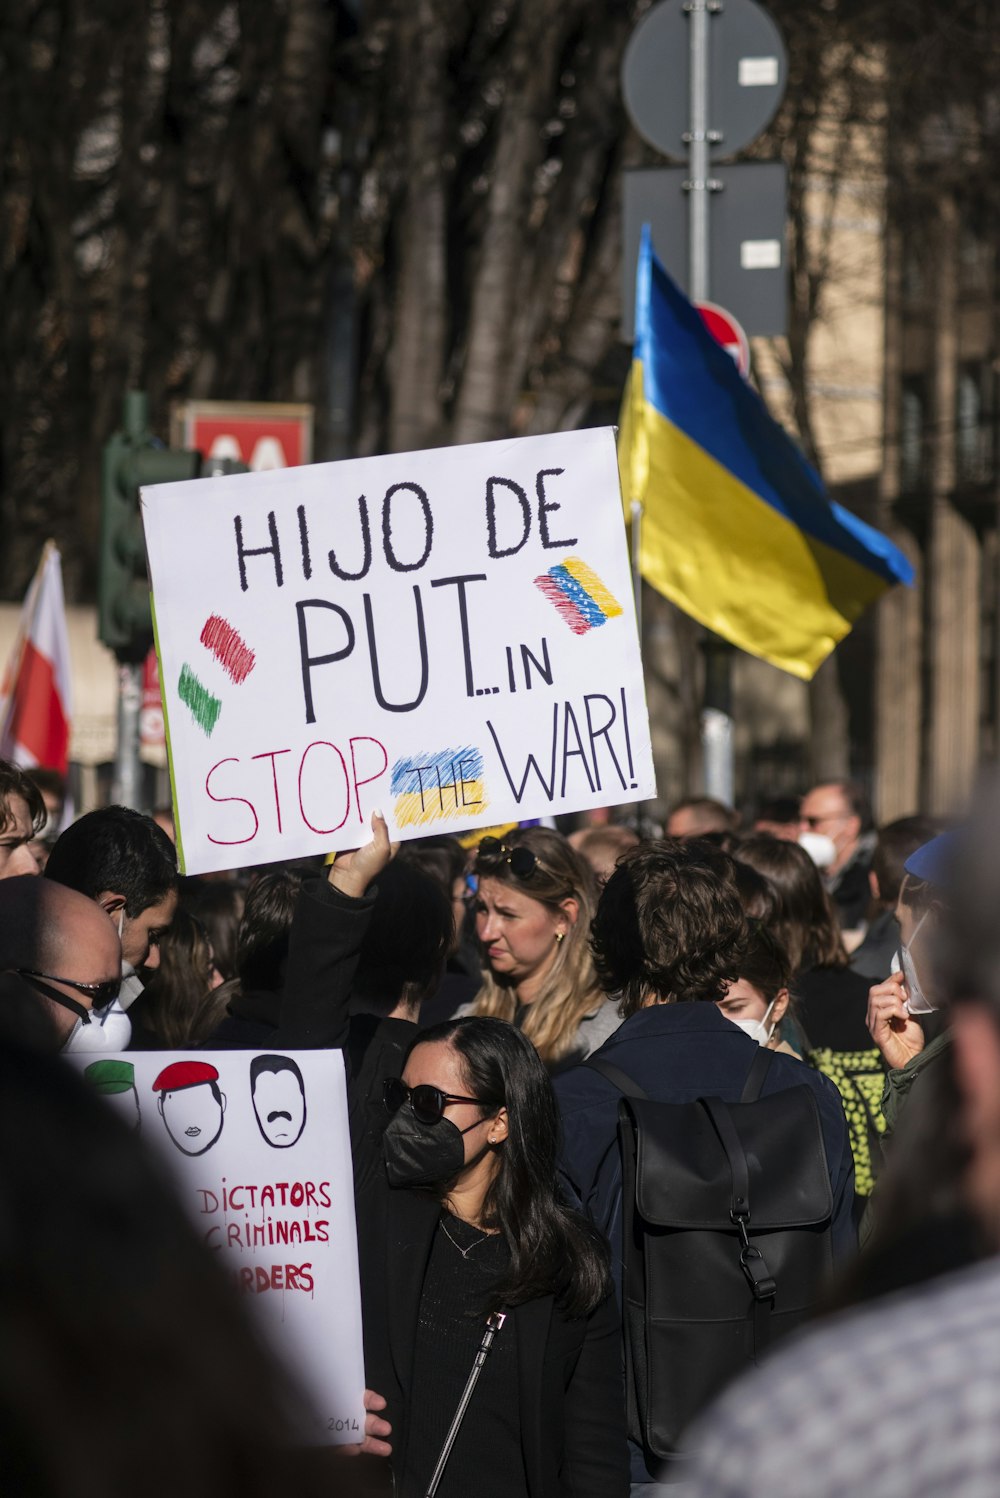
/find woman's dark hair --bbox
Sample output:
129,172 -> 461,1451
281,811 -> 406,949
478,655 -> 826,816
731,859 -> 782,924
740,922 -> 792,1001
179,878 -> 243,983
236,870 -> 303,993
591,840 -> 750,1017
352,861 -> 453,1017
397,834 -> 468,893
410,1017 -> 610,1318
136,908 -> 228,1049
734,835 -> 846,973
871,817 -> 940,908
0,1038 -> 345,1498
0,758 -> 46,836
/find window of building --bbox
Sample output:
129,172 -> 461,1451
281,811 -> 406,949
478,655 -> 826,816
959,209 -> 993,296
956,364 -> 992,485
900,379 -> 927,491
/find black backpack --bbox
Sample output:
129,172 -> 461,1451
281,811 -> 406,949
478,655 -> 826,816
586,1048 -> 834,1463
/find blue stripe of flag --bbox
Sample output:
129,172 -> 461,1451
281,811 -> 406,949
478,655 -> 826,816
549,566 -> 608,629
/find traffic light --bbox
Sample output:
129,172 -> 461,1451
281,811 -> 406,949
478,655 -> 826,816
98,392 -> 249,660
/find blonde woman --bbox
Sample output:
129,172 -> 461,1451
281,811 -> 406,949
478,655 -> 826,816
469,827 -> 620,1071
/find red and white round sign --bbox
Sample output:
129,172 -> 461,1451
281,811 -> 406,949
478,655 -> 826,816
695,302 -> 751,378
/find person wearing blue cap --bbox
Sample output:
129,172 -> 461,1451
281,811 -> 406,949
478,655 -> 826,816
865,832 -> 955,1139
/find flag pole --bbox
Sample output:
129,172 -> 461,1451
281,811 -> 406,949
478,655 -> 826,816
630,499 -> 643,643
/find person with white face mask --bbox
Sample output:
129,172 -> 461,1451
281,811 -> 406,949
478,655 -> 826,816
866,831 -> 955,1139
736,835 -> 873,1054
716,925 -> 798,1056
0,875 -> 123,1052
799,781 -> 876,934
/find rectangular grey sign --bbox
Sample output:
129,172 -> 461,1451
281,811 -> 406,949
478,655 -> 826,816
621,161 -> 788,341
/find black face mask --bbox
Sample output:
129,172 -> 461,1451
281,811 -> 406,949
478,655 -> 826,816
383,1108 -> 486,1189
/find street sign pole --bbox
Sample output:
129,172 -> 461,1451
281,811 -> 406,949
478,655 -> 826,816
112,660 -> 143,809
687,0 -> 711,306
685,0 -> 736,807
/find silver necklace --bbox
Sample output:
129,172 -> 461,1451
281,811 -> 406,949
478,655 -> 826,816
440,1215 -> 491,1258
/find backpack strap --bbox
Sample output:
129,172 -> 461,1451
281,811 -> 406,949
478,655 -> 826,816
700,1094 -> 777,1360
740,1045 -> 775,1103
583,1056 -> 650,1100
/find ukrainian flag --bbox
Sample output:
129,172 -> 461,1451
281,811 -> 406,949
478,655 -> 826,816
619,226 -> 914,680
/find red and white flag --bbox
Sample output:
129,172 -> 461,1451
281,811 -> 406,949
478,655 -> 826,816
0,542 -> 73,772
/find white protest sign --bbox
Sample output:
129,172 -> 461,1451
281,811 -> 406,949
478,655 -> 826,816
143,427 -> 656,873
72,1049 -> 365,1446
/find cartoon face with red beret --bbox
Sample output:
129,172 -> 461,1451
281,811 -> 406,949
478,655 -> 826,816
152,1060 -> 227,1156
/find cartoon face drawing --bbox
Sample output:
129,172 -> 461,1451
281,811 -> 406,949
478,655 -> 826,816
84,1059 -> 141,1132
250,1055 -> 307,1149
152,1060 -> 226,1156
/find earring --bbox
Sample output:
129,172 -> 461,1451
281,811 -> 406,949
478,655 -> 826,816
555,931 -> 565,944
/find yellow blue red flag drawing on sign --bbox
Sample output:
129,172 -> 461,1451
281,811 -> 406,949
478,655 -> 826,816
618,225 -> 914,681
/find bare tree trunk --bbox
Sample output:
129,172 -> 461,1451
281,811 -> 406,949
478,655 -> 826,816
451,8 -> 566,445
387,0 -> 454,452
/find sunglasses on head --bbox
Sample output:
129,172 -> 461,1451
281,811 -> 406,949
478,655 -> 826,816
383,1076 -> 487,1125
475,837 -> 537,879
17,970 -> 121,1008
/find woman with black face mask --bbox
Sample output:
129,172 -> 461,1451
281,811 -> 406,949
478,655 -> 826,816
354,1014 -> 628,1498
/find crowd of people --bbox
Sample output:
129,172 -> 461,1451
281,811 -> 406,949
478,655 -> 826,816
2,753 -> 998,1497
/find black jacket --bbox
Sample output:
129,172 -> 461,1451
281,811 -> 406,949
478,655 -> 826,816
555,1004 -> 857,1298
793,964 -> 875,1053
213,875 -> 629,1496
354,1163 -> 628,1498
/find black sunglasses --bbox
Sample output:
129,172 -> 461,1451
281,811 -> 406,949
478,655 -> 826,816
17,969 -> 121,1008
383,1077 -> 486,1125
475,837 -> 537,879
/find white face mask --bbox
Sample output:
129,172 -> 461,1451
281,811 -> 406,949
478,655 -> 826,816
110,905 -> 143,1011
62,999 -> 132,1054
730,999 -> 776,1048
892,913 -> 936,1015
799,831 -> 837,870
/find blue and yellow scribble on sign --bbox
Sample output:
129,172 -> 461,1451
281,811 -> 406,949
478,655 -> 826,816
392,747 -> 488,828
534,556 -> 623,636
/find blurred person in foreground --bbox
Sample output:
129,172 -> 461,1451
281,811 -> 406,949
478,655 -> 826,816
0,758 -> 46,877
684,801 -> 1000,1498
0,1034 -> 384,1498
